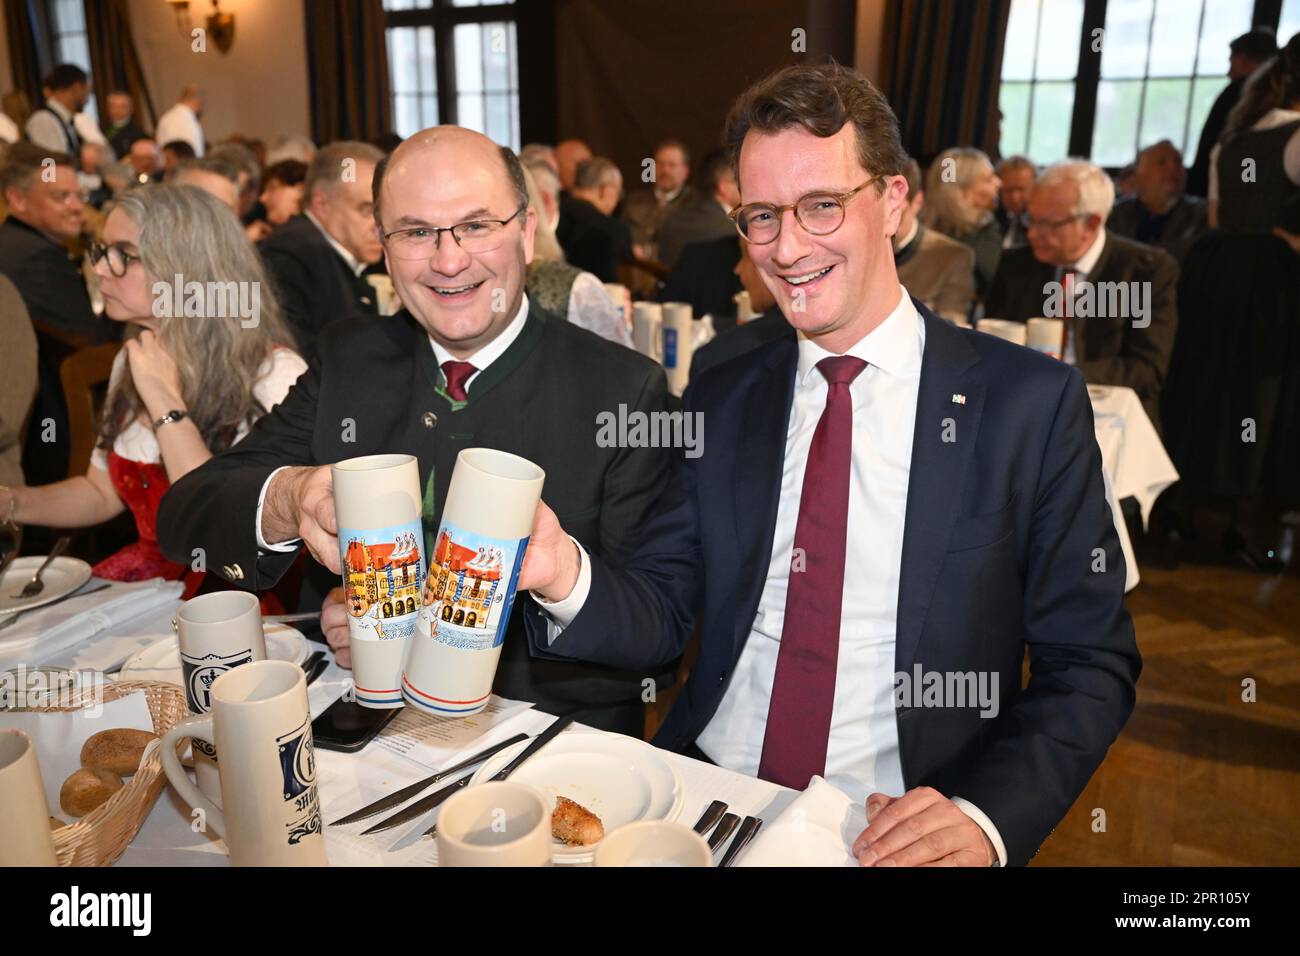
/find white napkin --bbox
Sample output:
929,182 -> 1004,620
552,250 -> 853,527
0,579 -> 185,671
735,775 -> 867,867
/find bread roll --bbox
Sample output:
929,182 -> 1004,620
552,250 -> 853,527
80,728 -> 157,776
552,795 -> 604,846
60,768 -> 124,817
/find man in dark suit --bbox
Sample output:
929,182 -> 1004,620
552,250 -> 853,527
101,91 -> 147,159
658,234 -> 743,329
260,141 -> 386,361
1187,29 -> 1279,198
555,157 -> 633,283
1,145 -> 107,483
518,63 -> 1139,867
158,127 -> 673,736
1107,140 -> 1207,263
656,150 -> 740,269
987,159 -> 1178,430
621,138 -> 696,255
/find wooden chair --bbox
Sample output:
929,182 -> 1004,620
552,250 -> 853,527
59,342 -> 121,479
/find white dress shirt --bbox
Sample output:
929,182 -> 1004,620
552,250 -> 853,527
25,100 -> 96,154
254,297 -> 530,551
154,103 -> 205,156
1059,227 -> 1106,366
537,285 -> 1007,864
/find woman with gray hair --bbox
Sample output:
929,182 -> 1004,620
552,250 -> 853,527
0,183 -> 307,590
922,147 -> 1003,297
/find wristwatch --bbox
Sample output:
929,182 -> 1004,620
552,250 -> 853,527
153,409 -> 189,431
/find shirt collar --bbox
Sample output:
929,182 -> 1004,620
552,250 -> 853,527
795,284 -> 922,385
1070,227 -> 1108,277
656,185 -> 683,205
47,100 -> 74,124
427,295 -> 530,373
305,210 -> 365,276
896,217 -> 920,251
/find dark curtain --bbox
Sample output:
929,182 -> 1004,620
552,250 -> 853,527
304,0 -> 392,144
880,0 -> 1012,164
5,0 -> 43,109
84,0 -> 157,130
555,0 -> 815,183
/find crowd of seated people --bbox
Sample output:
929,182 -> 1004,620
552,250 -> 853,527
2,26 -> 1298,627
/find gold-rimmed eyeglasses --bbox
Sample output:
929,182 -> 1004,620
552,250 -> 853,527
730,177 -> 883,245
382,206 -> 527,259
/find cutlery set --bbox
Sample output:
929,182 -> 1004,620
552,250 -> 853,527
692,799 -> 762,867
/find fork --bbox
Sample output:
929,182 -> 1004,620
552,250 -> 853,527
10,537 -> 70,599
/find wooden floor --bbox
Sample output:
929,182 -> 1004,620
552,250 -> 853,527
1032,516 -> 1300,866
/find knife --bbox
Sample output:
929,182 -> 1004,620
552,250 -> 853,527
332,732 -> 529,827
419,714 -> 575,838
718,815 -> 763,867
368,716 -> 573,836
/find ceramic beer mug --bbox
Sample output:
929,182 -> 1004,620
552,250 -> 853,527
175,590 -> 267,807
405,448 -> 544,716
331,453 -> 426,708
160,660 -> 327,866
0,730 -> 58,866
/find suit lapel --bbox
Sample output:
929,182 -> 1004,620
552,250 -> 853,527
896,307 -> 984,672
730,335 -> 798,650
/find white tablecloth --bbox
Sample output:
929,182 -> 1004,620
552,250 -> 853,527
0,595 -> 794,866
1088,385 -> 1179,591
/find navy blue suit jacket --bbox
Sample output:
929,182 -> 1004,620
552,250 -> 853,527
524,301 -> 1140,865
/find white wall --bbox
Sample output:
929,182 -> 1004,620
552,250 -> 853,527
128,0 -> 311,145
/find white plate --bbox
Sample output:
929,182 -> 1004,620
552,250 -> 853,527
461,729 -> 685,865
114,623 -> 309,684
0,557 -> 94,615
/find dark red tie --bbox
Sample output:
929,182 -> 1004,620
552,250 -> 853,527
441,360 -> 477,402
757,354 -> 868,789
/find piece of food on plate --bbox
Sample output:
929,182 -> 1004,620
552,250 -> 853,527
60,768 -> 124,816
80,728 -> 158,777
552,795 -> 604,846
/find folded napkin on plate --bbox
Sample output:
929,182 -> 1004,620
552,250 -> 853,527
0,578 -> 184,671
735,775 -> 867,867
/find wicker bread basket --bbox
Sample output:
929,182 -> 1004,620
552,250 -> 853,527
37,680 -> 189,866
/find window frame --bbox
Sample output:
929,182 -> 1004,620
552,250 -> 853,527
382,0 -> 520,144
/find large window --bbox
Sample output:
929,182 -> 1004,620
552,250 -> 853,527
999,0 -> 1293,166
383,0 -> 519,149
38,0 -> 97,123
1092,0 -> 1252,165
999,0 -> 1085,162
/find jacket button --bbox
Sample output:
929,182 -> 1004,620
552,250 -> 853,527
718,670 -> 727,684
422,412 -> 438,429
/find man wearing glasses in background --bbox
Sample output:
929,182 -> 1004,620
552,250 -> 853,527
158,126 -> 676,735
986,159 -> 1178,433
519,63 -> 1140,866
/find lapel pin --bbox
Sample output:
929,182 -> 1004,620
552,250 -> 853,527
951,393 -> 967,405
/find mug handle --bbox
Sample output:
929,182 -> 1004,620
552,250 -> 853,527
160,715 -> 226,839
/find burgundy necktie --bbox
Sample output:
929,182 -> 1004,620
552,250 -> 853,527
757,354 -> 868,789
441,360 -> 477,402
